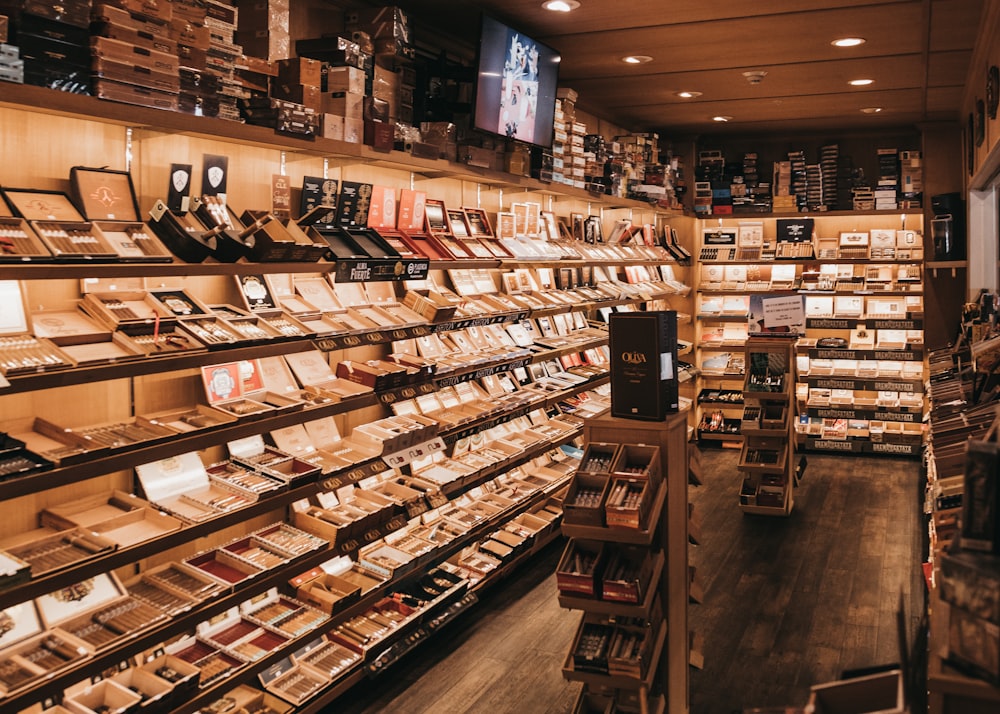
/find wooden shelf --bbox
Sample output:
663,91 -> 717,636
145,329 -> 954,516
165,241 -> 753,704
557,551 -> 664,619
0,449 -> 576,712
0,83 -> 688,214
560,479 -> 666,546
561,618 -> 666,690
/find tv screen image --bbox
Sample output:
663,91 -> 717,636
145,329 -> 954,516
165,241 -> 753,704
475,15 -> 560,148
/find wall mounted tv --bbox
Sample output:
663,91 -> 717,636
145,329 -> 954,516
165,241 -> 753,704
473,14 -> 561,148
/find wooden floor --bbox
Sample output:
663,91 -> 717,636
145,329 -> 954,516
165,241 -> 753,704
337,449 -> 926,714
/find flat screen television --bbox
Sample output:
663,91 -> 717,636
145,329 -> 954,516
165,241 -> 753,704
473,14 -> 561,148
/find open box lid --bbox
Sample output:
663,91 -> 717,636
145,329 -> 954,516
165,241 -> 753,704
227,434 -> 269,460
69,166 -> 141,221
2,188 -> 86,221
365,281 -> 399,305
270,424 -> 318,458
284,351 -> 336,386
135,451 -> 211,503
235,275 -> 280,313
332,280 -> 369,308
80,277 -> 146,295
0,601 -> 44,651
258,356 -> 301,394
294,277 -> 342,312
0,280 -> 29,336
201,362 -> 251,405
397,189 -> 426,232
36,572 -> 125,629
366,185 -> 397,231
303,417 -> 343,451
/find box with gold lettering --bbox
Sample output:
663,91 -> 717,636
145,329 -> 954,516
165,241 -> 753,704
36,572 -> 168,653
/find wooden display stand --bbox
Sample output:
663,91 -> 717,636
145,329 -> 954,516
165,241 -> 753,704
738,337 -> 796,516
559,412 -> 689,714
927,590 -> 1000,713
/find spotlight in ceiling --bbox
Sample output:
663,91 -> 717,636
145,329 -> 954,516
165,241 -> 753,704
743,70 -> 767,85
676,91 -> 702,99
861,107 -> 884,114
832,37 -> 865,47
622,55 -> 653,64
849,78 -> 874,86
712,115 -> 732,122
542,0 -> 580,10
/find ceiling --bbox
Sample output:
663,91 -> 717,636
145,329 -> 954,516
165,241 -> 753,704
387,0 -> 983,138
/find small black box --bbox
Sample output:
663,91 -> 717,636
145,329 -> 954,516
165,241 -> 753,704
776,217 -> 814,243
609,311 -> 678,421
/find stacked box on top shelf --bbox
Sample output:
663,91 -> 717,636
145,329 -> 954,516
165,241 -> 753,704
876,147 -> 899,210
202,0 -> 244,121
90,3 -> 180,112
788,149 -> 807,211
234,0 -> 289,61
0,33 -> 21,83
551,97 -> 567,183
1,1 -> 91,93
899,150 -> 923,209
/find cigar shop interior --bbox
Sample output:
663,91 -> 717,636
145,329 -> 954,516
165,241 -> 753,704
0,0 -> 999,713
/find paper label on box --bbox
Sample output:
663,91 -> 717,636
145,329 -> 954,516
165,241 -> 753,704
37,573 -> 123,627
291,498 -> 311,513
315,491 -> 340,510
228,435 -> 266,459
201,363 -> 243,404
136,452 -> 210,502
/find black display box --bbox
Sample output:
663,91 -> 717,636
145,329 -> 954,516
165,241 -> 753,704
609,311 -> 678,420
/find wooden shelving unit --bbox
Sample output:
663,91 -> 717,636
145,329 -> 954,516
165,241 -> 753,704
557,412 -> 690,714
738,337 -> 797,516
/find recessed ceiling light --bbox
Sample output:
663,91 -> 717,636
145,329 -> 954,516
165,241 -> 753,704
676,91 -> 702,99
849,78 -> 874,86
622,55 -> 653,64
861,107 -> 883,114
712,115 -> 732,122
832,37 -> 865,47
542,0 -> 580,11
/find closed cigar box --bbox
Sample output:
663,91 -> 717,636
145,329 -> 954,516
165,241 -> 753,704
93,78 -> 180,111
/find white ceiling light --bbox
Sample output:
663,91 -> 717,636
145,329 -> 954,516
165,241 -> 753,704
676,91 -> 702,98
849,78 -> 874,86
542,0 -> 580,11
712,115 -> 732,122
622,55 -> 653,64
861,107 -> 883,114
832,37 -> 865,47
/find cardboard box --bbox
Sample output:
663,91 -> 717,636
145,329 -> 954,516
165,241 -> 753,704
323,91 -> 364,119
276,56 -> 322,87
609,311 -> 679,420
808,669 -> 905,713
326,65 -> 365,94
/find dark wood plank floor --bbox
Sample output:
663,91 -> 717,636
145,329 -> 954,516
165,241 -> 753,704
337,449 -> 925,714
